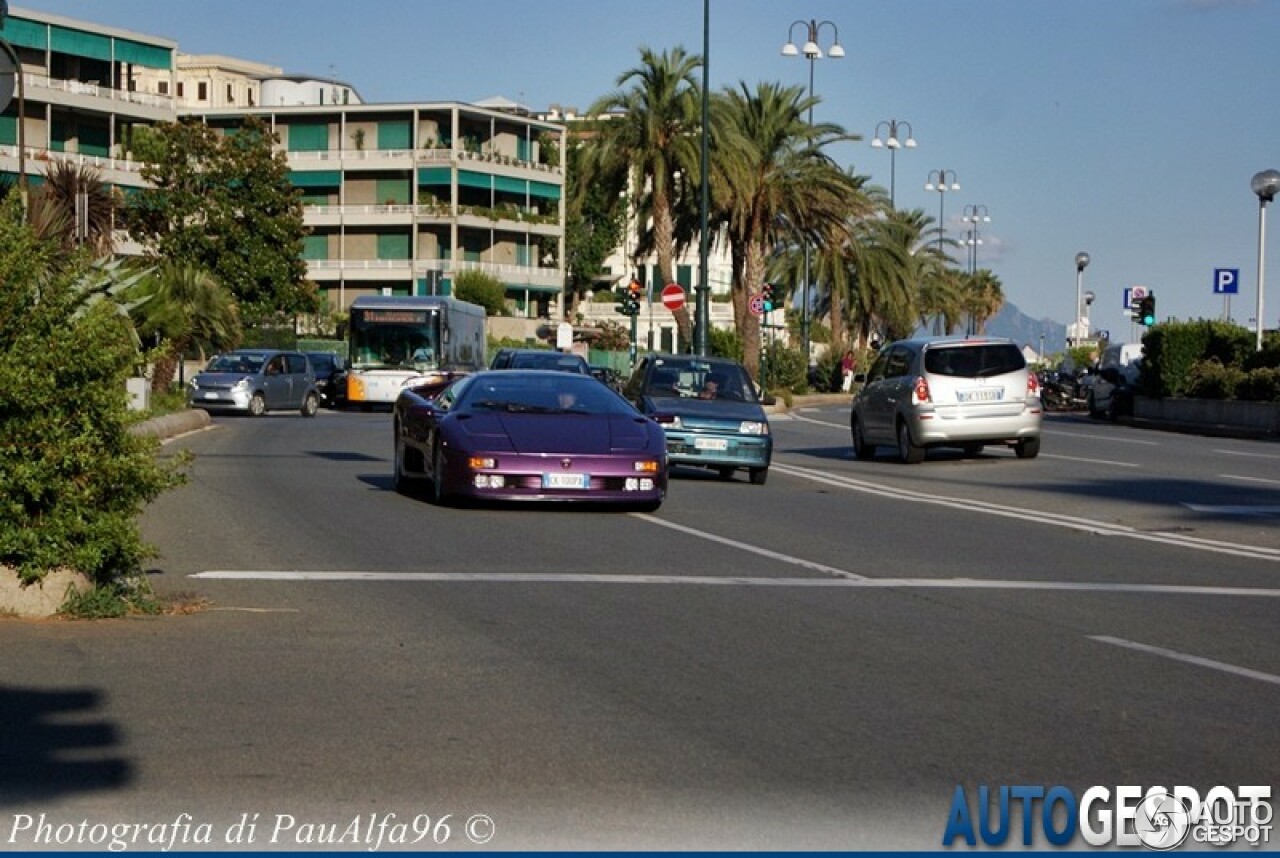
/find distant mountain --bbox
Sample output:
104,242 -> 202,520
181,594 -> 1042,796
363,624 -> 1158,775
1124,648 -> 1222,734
984,302 -> 1066,357
912,302 -> 1066,357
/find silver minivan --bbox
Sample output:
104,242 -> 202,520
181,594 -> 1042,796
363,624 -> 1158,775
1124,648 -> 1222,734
188,349 -> 320,417
850,337 -> 1042,463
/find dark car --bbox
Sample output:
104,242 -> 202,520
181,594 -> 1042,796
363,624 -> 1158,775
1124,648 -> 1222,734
590,364 -> 625,393
305,351 -> 348,408
187,349 -> 320,417
623,353 -> 771,485
490,348 -> 591,375
393,370 -> 667,509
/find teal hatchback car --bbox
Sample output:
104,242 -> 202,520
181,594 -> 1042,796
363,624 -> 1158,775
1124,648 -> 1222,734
624,354 -> 771,485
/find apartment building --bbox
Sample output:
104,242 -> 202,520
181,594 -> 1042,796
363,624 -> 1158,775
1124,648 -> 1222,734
2,6 -> 568,320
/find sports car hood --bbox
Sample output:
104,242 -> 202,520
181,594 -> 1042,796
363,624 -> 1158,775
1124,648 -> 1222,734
455,412 -> 657,454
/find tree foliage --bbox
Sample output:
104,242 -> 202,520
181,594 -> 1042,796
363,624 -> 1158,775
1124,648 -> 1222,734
130,262 -> 242,392
124,116 -> 316,326
453,269 -> 507,316
0,194 -> 186,588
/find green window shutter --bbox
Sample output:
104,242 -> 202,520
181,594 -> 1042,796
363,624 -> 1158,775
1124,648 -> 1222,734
286,122 -> 329,152
302,235 -> 329,260
3,18 -> 49,52
493,175 -> 526,195
0,115 -> 15,147
80,124 -> 110,157
530,180 -> 561,200
677,265 -> 692,289
50,26 -> 112,61
517,138 -> 530,161
375,178 -> 408,205
457,170 -> 492,190
113,39 -> 171,69
418,166 -> 450,186
288,170 -> 341,188
377,120 -> 410,151
50,119 -> 68,152
516,245 -> 530,266
377,233 -> 410,260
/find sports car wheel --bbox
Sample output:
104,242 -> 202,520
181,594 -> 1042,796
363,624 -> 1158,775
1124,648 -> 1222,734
248,392 -> 266,417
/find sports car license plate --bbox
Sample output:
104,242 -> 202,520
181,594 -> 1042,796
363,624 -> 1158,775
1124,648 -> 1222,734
958,388 -> 1002,403
542,472 -> 589,489
694,437 -> 729,451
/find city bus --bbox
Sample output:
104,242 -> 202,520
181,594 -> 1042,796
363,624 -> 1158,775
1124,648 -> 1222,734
344,295 -> 487,407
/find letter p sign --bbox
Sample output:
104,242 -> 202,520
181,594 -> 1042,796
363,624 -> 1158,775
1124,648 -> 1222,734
1214,268 -> 1239,295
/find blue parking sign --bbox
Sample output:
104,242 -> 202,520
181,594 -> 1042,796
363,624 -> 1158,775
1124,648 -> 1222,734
1214,268 -> 1239,294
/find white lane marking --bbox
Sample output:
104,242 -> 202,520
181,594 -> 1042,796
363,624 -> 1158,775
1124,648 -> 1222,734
1218,474 -> 1280,487
1215,448 -> 1280,460
630,514 -> 867,581
209,606 -> 301,613
768,462 -> 1280,563
1183,503 -> 1280,516
191,570 -> 1280,600
1088,636 -> 1280,688
1044,429 -> 1159,445
788,412 -> 847,429
1042,453 -> 1140,468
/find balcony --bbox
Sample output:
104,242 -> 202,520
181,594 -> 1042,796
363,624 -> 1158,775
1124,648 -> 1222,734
0,145 -> 148,187
24,73 -> 176,121
415,259 -> 562,291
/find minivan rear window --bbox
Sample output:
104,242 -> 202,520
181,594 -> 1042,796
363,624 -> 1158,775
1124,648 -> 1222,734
924,344 -> 1025,378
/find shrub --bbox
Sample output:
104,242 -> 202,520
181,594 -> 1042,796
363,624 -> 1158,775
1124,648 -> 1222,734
0,194 -> 186,589
1238,367 -> 1280,402
708,327 -> 743,363
763,342 -> 807,394
1184,358 -> 1245,400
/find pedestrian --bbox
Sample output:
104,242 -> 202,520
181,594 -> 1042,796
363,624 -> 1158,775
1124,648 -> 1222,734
840,349 -> 856,393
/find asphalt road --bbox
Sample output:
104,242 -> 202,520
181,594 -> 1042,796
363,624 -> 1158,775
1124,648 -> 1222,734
2,406 -> 1277,850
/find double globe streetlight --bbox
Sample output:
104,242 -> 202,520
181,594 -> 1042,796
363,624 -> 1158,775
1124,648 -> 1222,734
870,119 -> 916,208
924,169 -> 960,251
960,204 -> 990,275
1251,169 -> 1280,352
1071,251 -> 1091,347
782,18 -> 843,369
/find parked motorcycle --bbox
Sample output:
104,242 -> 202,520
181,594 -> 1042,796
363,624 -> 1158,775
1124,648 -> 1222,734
1038,369 -> 1088,412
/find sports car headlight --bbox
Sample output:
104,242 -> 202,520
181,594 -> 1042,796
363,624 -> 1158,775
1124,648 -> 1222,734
739,421 -> 768,435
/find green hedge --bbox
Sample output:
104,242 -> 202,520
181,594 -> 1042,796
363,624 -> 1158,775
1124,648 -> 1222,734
1143,321 -> 1280,400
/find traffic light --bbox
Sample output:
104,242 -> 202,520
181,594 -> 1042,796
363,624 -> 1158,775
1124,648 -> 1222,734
1136,293 -> 1156,326
616,280 -> 642,317
761,283 -> 774,312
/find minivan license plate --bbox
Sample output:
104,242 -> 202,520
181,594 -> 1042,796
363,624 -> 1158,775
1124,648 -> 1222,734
958,388 -> 1002,403
543,473 -> 588,489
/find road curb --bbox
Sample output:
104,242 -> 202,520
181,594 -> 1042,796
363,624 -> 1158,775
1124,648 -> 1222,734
129,408 -> 212,441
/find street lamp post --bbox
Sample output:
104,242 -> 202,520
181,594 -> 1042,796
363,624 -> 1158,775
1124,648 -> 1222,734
960,204 -> 990,275
870,119 -> 916,208
1072,251 -> 1090,348
782,17 -> 843,370
1251,169 -> 1280,352
924,169 -> 960,252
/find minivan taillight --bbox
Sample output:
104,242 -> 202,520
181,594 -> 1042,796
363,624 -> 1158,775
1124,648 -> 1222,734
1027,371 -> 1040,397
912,376 -> 932,405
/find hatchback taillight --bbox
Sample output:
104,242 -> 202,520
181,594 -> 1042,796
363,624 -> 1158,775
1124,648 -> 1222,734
912,376 -> 931,404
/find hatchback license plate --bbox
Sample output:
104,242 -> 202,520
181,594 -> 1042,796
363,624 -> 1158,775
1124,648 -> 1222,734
694,437 -> 729,451
958,388 -> 1002,403
543,472 -> 589,489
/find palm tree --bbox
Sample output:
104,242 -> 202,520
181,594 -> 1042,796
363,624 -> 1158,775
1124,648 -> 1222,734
708,81 -> 864,378
130,262 -> 241,393
961,269 -> 1005,335
841,208 -> 926,346
28,160 -> 117,256
586,46 -> 703,347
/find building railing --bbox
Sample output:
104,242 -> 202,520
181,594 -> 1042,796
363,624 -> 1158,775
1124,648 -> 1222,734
24,72 -> 175,111
0,144 -> 147,175
285,147 -> 562,176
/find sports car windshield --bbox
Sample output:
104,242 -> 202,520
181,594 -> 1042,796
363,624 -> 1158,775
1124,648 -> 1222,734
460,376 -> 634,415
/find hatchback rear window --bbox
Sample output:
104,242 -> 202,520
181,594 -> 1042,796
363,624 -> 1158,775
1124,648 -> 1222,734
924,344 -> 1025,378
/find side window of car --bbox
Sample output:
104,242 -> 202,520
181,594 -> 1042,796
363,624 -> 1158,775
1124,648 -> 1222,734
285,354 -> 306,375
265,356 -> 283,375
865,353 -> 890,383
884,347 -> 912,379
623,359 -> 650,398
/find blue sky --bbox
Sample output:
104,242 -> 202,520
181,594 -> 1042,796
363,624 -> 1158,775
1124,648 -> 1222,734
22,0 -> 1280,341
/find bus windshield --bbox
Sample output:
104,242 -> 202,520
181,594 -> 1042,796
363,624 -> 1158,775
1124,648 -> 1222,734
349,308 -> 441,371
